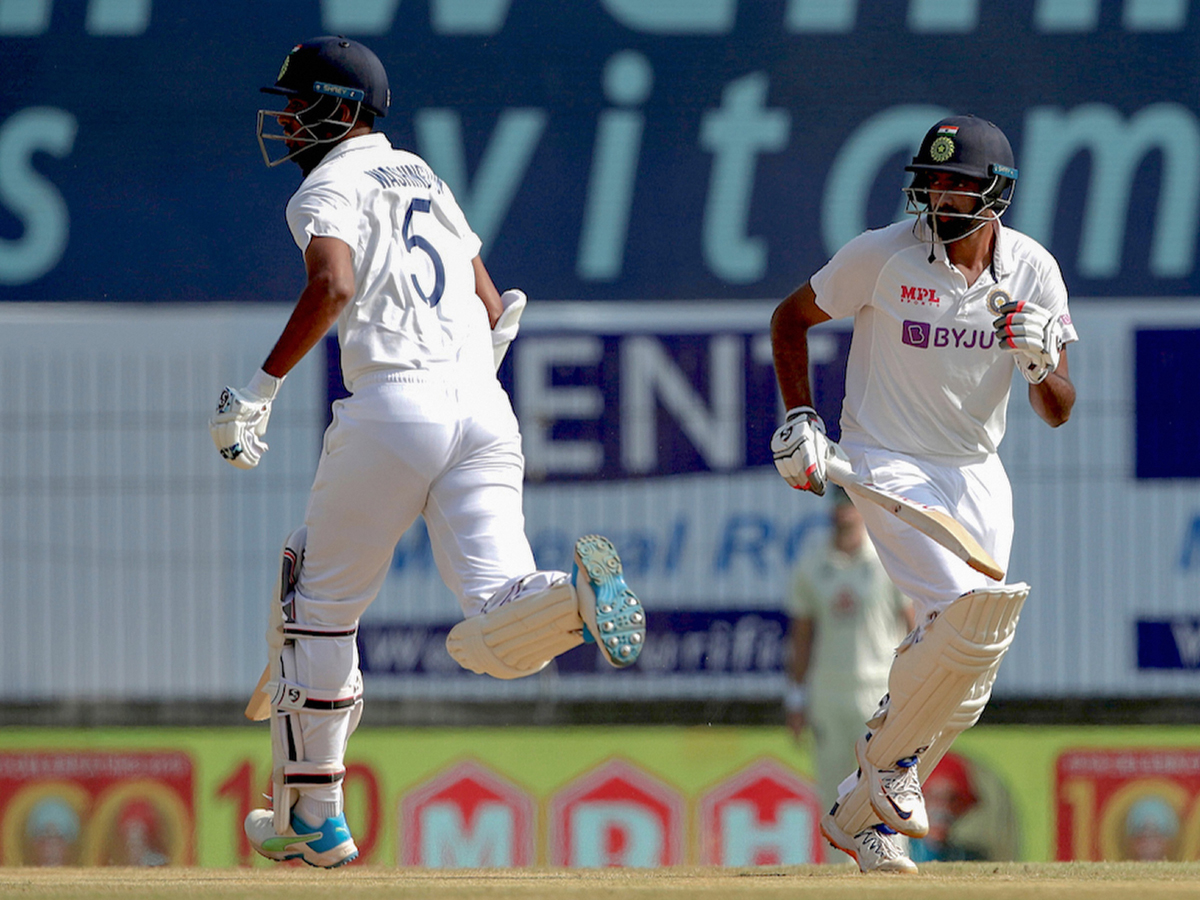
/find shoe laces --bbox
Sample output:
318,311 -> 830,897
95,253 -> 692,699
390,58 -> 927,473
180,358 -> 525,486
859,826 -> 905,862
879,763 -> 922,806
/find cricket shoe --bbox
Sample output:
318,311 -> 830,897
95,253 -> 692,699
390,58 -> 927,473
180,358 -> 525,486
573,535 -> 645,668
856,733 -> 928,838
820,812 -> 918,874
244,808 -> 359,868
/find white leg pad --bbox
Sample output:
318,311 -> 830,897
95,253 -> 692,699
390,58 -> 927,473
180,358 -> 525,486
831,583 -> 1029,836
446,578 -> 585,679
265,527 -> 366,831
863,582 -> 1029,769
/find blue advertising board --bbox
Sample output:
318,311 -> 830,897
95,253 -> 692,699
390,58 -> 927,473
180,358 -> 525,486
3,1 -> 1200,303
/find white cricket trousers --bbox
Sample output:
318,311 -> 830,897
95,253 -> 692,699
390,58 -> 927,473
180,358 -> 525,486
839,437 -> 1014,623
298,372 -> 538,617
282,373 -> 542,817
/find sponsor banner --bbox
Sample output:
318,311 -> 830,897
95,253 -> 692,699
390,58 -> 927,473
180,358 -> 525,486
0,751 -> 194,866
1056,749 -> 1200,861
1137,618 -> 1200,670
326,315 -> 852,482
697,758 -> 826,865
399,760 -> 536,867
2,726 -> 1198,866
547,758 -> 686,867
359,608 -> 788,679
4,4 -> 1200,303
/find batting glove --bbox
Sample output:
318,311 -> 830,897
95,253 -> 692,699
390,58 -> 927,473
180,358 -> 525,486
993,299 -> 1063,385
491,289 -> 526,372
209,369 -> 284,470
771,406 -> 832,495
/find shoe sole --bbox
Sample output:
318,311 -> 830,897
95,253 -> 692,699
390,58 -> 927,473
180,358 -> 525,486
574,535 -> 645,668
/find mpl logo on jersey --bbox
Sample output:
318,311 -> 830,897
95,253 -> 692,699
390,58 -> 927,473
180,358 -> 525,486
398,760 -> 536,867
547,759 -> 686,867
697,759 -> 825,865
900,285 -> 941,305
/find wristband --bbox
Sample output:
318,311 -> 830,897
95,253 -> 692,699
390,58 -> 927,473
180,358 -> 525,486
245,368 -> 285,402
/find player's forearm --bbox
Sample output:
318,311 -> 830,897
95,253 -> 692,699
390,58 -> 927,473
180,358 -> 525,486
262,280 -> 354,378
1029,354 -> 1075,427
472,256 -> 503,328
771,309 -> 816,411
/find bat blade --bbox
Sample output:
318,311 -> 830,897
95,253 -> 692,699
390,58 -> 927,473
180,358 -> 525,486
244,664 -> 272,721
825,455 -> 1005,581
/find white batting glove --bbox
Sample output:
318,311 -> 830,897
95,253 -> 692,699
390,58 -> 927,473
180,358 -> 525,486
209,369 -> 284,470
491,289 -> 527,372
771,406 -> 832,495
993,299 -> 1063,385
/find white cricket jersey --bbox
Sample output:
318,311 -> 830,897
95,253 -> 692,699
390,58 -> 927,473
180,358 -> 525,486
787,538 -> 908,693
286,133 -> 492,391
810,219 -> 1078,460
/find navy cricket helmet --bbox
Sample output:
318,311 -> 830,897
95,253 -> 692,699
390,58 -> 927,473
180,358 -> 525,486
263,36 -> 390,117
256,36 -> 390,168
903,115 -> 1018,243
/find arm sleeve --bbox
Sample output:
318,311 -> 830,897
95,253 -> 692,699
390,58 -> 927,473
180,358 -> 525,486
1035,248 -> 1078,346
808,229 -> 891,320
286,182 -> 361,254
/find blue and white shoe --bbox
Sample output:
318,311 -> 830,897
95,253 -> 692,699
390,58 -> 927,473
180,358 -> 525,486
573,534 -> 646,668
244,808 -> 359,868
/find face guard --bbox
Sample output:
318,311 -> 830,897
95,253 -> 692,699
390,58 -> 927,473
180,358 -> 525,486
902,114 -> 1018,247
257,36 -> 388,169
903,170 -> 1016,244
256,88 -> 363,168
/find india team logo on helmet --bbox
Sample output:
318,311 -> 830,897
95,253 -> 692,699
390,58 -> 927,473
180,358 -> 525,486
903,114 -> 1018,244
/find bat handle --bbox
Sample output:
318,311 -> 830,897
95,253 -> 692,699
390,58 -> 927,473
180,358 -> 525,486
823,448 -> 855,488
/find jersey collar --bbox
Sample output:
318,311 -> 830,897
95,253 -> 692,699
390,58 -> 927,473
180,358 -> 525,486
308,132 -> 391,175
913,216 -> 1013,279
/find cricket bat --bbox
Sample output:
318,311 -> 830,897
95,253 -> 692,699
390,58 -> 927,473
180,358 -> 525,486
244,664 -> 272,721
824,454 -> 1005,581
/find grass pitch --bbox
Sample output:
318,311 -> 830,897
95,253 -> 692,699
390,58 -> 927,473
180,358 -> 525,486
4,863 -> 1200,900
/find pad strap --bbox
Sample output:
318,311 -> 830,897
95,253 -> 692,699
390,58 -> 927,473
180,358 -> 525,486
268,673 -> 363,713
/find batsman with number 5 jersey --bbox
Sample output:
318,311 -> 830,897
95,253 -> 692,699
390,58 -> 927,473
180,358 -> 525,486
770,115 -> 1077,873
208,36 -> 647,868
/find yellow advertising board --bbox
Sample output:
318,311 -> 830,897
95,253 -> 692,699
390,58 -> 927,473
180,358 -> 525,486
1,725 -> 1197,867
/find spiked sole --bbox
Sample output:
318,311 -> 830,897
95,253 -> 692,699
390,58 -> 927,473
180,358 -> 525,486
573,535 -> 646,668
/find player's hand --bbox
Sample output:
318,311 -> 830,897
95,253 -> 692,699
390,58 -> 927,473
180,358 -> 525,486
993,299 -> 1063,385
491,288 -> 526,372
209,370 -> 284,470
771,406 -> 831,495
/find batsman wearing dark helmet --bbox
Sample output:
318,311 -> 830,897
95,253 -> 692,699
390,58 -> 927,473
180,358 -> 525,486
210,37 -> 647,867
770,115 -> 1077,872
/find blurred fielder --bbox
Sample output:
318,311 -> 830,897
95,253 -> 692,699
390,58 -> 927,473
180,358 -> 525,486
770,115 -> 1076,873
209,36 -> 646,867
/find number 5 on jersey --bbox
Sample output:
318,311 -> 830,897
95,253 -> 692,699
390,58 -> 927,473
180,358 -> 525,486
403,198 -> 445,306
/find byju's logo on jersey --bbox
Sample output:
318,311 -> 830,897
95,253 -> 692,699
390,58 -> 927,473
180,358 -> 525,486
902,320 -> 998,351
902,321 -> 931,348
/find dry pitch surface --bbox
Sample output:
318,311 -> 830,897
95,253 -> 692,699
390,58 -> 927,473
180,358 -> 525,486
5,863 -> 1200,900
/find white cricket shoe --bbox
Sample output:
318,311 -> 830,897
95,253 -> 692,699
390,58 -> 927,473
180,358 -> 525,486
245,808 -> 358,868
820,813 -> 918,874
573,535 -> 645,668
856,734 -> 929,838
